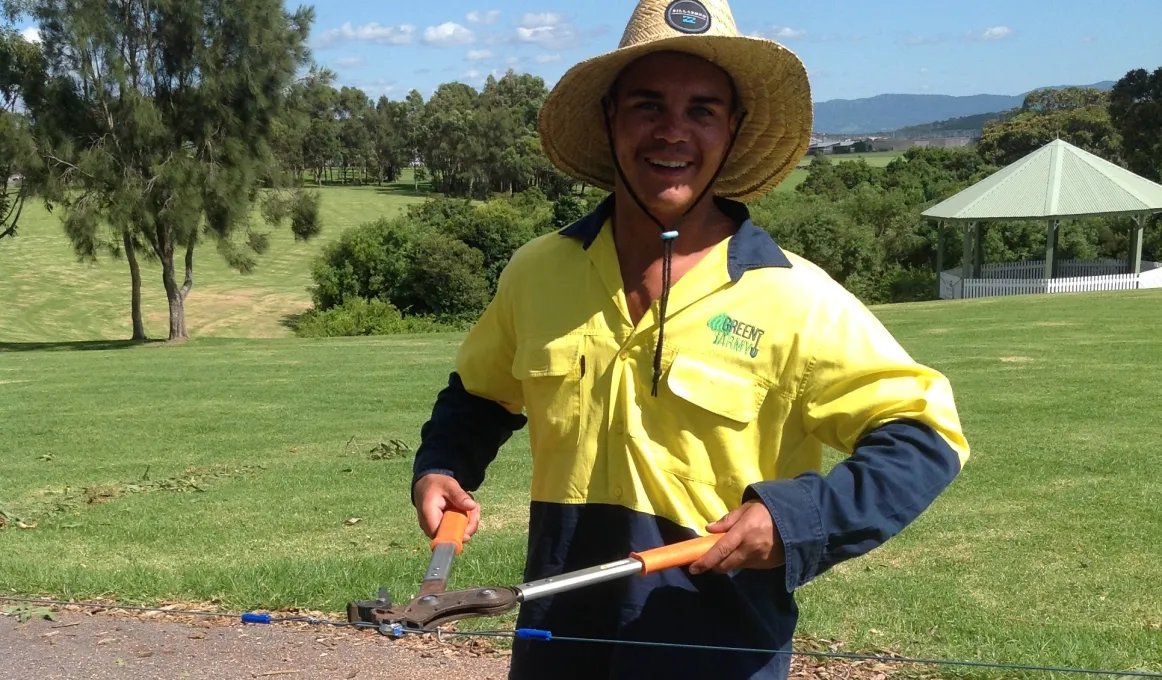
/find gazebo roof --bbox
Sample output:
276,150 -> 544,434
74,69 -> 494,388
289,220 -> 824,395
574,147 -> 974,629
922,138 -> 1162,222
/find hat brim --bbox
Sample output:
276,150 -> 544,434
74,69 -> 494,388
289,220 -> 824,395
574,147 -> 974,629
537,35 -> 813,203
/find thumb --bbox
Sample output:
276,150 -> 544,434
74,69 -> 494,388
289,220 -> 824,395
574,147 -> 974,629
450,487 -> 478,511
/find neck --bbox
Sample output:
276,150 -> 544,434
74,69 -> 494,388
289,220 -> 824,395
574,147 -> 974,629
611,192 -> 735,265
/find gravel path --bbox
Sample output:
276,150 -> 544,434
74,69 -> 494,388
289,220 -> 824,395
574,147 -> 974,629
1,604 -> 919,680
0,608 -> 511,680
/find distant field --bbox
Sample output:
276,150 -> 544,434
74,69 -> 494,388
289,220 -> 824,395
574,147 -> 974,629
2,289 -> 1160,677
0,181 -> 428,343
776,151 -> 903,192
797,150 -> 904,168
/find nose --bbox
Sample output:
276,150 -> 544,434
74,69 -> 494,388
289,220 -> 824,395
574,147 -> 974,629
652,109 -> 689,144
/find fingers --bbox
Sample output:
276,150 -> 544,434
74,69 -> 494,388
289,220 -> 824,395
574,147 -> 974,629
414,474 -> 481,540
420,494 -> 446,539
706,504 -> 747,533
688,526 -> 744,575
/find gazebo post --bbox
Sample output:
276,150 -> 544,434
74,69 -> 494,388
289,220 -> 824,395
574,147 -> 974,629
962,221 -> 974,281
973,222 -> 985,278
1044,219 -> 1060,279
935,220 -> 945,298
1128,215 -> 1144,276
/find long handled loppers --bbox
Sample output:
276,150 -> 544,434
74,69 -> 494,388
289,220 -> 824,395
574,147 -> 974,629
346,509 -> 723,632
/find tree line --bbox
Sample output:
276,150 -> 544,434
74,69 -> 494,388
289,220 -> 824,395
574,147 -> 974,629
270,66 -> 574,200
0,1 -> 1159,342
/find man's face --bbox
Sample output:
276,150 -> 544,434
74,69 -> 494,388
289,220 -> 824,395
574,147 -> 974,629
607,51 -> 740,221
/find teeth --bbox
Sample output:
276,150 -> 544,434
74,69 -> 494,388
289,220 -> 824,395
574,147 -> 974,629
649,159 -> 689,168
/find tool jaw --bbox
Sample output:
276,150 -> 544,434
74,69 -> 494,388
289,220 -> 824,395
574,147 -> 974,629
348,586 -> 521,629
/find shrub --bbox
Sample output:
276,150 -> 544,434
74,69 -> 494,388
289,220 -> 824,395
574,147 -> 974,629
394,232 -> 492,320
307,216 -> 416,310
293,298 -> 466,338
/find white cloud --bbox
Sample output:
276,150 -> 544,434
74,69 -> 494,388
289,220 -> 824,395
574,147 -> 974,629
423,22 -> 476,47
313,22 -> 416,49
968,26 -> 1012,41
466,49 -> 493,61
534,53 -> 561,63
333,56 -> 365,68
348,78 -> 396,99
764,26 -> 807,40
467,10 -> 502,25
904,34 -> 945,46
20,26 -> 40,43
514,12 -> 579,50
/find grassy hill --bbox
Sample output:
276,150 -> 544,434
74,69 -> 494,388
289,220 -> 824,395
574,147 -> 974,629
0,181 -> 430,343
1,289 -> 1159,677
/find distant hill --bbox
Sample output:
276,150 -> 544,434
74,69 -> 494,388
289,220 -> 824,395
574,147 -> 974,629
813,81 -> 1115,135
889,111 -> 1006,139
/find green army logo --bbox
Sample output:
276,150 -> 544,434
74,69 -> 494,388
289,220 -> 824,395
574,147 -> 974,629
706,313 -> 764,358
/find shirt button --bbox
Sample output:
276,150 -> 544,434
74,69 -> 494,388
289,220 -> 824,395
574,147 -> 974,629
614,486 -> 623,499
619,348 -> 630,360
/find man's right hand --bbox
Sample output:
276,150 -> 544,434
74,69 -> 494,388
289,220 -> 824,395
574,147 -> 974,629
412,473 -> 480,542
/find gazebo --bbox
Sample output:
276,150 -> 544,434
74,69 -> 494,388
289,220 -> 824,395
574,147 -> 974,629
923,138 -> 1162,299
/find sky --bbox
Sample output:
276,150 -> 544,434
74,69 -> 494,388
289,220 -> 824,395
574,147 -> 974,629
16,0 -> 1162,103
296,0 -> 1161,102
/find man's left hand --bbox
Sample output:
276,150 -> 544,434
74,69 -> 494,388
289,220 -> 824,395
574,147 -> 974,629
688,500 -> 786,575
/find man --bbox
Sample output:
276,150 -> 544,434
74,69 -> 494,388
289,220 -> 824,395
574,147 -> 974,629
411,0 -> 970,678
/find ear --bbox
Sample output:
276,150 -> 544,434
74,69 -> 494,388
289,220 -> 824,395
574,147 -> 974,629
601,96 -> 616,120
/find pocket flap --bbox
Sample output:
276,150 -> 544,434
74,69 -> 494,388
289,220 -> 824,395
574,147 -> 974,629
667,353 -> 763,423
512,335 -> 583,379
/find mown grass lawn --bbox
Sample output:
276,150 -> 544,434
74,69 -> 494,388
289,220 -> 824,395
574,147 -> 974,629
2,289 -> 1160,677
0,180 -> 429,343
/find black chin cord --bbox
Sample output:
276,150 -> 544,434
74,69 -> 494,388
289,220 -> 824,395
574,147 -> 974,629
600,100 -> 747,396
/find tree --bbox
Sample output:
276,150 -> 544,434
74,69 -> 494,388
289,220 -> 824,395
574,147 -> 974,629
1109,66 -> 1162,183
0,25 -> 42,244
22,0 -> 322,341
976,88 -> 1120,167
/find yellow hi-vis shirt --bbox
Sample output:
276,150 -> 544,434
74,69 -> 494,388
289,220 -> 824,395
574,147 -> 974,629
414,195 -> 969,680
450,198 -> 969,537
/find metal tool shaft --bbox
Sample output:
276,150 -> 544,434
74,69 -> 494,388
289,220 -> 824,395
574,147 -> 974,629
418,542 -> 457,596
515,558 -> 643,602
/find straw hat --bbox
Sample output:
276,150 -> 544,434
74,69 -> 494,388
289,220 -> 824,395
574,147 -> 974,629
537,0 -> 813,203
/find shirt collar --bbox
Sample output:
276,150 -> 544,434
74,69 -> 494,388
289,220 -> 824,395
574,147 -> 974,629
558,194 -> 793,282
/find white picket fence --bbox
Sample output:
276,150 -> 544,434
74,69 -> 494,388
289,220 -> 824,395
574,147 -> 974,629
940,260 -> 1162,299
975,258 -> 1135,279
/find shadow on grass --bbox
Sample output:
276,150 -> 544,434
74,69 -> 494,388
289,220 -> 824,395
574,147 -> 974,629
373,183 -> 433,199
0,339 -> 168,353
279,312 -> 306,334
296,179 -> 433,200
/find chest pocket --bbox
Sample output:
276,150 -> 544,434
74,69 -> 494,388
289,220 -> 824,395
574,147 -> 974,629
634,352 -> 770,487
667,352 -> 764,423
512,334 -> 586,453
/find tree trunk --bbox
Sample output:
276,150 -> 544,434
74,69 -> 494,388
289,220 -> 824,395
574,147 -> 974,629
124,231 -> 146,341
161,240 -> 195,341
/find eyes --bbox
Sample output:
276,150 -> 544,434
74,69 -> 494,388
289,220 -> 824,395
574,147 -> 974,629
632,100 -> 718,119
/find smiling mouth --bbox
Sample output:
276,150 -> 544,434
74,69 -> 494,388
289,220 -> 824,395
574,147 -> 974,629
646,158 -> 693,170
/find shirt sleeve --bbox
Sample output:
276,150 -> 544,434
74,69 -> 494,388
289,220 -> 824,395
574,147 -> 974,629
411,262 -> 528,500
744,281 -> 970,593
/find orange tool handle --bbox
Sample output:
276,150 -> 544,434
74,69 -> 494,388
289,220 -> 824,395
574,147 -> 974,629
628,534 -> 724,575
430,509 -> 469,555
